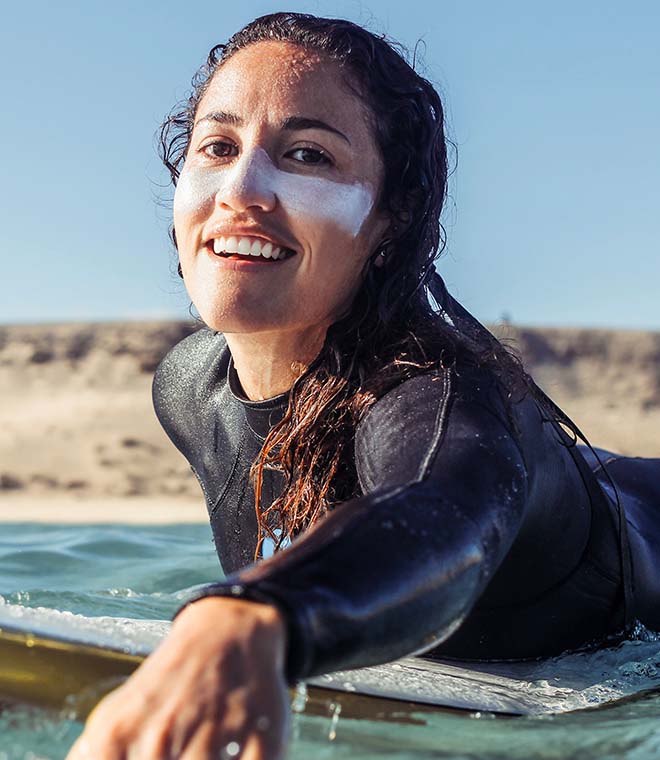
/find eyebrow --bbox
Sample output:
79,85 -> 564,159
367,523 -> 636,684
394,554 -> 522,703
195,110 -> 351,145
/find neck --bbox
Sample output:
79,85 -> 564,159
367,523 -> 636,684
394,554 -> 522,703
225,326 -> 327,401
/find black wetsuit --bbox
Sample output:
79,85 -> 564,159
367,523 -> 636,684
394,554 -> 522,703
153,327 -> 660,682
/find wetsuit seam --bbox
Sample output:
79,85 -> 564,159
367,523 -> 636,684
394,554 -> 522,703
485,454 -> 602,612
470,396 -> 529,475
243,408 -> 287,443
245,419 -> 267,442
572,446 -> 631,597
478,548 -> 622,611
415,368 -> 452,483
210,428 -> 246,517
548,444 -> 596,586
478,451 -> 623,616
590,455 -> 621,476
190,465 -> 212,508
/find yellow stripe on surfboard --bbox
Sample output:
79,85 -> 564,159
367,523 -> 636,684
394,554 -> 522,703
0,624 -> 142,716
0,624 -> 440,723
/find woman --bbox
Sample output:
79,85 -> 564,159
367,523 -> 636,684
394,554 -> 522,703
68,12 -> 660,760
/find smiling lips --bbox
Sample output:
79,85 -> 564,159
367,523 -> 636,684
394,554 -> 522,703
210,235 -> 296,262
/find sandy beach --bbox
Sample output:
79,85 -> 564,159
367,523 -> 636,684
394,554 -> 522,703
0,496 -> 208,524
1,320 -> 658,523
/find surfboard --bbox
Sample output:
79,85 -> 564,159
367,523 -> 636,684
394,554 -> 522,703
2,604 -> 660,722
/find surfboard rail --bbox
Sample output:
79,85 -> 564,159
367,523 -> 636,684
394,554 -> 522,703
3,610 -> 660,722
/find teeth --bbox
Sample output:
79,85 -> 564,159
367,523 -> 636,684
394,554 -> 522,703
237,238 -> 252,254
211,235 -> 291,260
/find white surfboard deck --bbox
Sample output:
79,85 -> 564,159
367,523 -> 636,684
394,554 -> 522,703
2,602 -> 660,719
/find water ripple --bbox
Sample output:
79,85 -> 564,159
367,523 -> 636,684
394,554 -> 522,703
2,523 -> 660,759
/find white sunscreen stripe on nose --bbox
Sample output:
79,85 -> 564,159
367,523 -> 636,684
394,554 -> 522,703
174,147 -> 375,237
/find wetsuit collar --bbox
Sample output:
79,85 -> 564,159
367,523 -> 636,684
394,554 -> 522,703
227,355 -> 289,440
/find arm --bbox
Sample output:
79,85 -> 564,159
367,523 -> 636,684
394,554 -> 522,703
180,368 -> 529,679
67,367 -> 527,759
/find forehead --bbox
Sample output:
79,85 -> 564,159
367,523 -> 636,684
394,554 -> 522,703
197,41 -> 375,139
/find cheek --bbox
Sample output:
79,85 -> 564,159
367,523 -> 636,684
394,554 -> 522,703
276,174 -> 376,238
173,168 -> 218,241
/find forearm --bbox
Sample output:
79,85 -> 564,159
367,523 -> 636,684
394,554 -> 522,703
177,481 -> 501,681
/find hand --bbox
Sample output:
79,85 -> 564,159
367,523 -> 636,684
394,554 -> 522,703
65,597 -> 289,760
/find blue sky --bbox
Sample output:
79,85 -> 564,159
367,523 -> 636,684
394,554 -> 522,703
2,0 -> 658,328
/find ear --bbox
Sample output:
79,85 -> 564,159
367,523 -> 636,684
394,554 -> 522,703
374,210 -> 396,243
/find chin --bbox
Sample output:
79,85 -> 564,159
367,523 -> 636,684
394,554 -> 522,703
195,302 -> 293,335
186,280 -> 284,333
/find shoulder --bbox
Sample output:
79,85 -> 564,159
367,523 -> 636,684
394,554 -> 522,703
355,363 -> 523,493
153,327 -> 226,398
152,327 -> 229,428
356,362 -> 509,447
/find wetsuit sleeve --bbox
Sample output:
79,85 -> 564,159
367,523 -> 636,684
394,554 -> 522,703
177,368 -> 528,681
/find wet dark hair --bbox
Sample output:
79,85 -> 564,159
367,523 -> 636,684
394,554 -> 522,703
159,12 -> 526,554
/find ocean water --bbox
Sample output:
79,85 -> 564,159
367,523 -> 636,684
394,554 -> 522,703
2,523 -> 660,759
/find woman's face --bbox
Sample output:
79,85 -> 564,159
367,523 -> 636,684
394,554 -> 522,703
173,41 -> 390,336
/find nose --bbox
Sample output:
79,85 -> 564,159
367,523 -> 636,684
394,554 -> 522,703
215,146 -> 277,213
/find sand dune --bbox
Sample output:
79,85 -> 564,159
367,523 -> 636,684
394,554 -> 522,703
0,321 -> 199,502
494,324 -> 660,456
0,320 -> 658,519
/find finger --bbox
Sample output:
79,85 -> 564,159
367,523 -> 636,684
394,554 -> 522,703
178,719 -> 220,760
126,723 -> 171,760
127,702 -> 197,760
65,733 -> 124,760
241,734 -> 276,760
168,700 -> 222,758
64,736 -> 87,760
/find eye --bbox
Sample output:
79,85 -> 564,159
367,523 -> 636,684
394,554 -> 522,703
287,147 -> 333,166
200,140 -> 237,159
